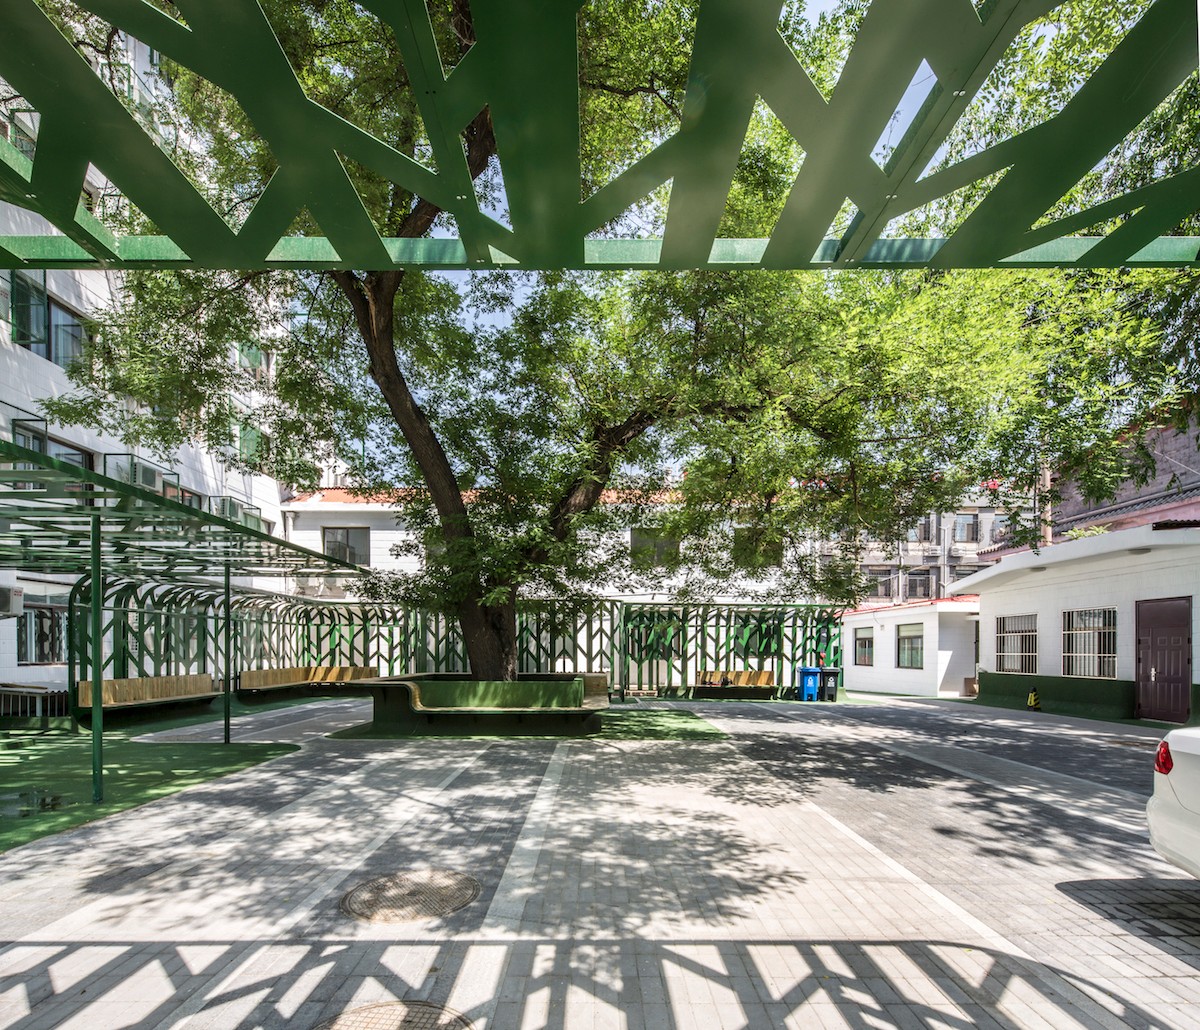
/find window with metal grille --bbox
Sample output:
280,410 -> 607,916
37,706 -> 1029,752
996,614 -> 1037,674
864,567 -> 892,598
896,623 -> 923,669
952,513 -> 979,542
854,627 -> 873,666
1062,608 -> 1117,678
906,570 -> 932,599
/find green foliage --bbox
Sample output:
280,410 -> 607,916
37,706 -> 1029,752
1064,525 -> 1110,540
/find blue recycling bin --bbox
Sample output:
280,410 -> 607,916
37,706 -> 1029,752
797,666 -> 820,701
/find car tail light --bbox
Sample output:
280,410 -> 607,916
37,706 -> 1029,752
1155,740 -> 1174,775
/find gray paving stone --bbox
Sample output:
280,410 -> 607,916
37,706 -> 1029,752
1,699 -> 1198,1028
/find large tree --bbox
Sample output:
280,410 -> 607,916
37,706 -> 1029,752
17,0 -> 1195,678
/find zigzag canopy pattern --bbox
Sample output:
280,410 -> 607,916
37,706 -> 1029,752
0,0 -> 1196,270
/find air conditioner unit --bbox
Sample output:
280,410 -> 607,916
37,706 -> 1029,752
215,497 -> 243,522
136,462 -> 164,494
0,586 -> 25,618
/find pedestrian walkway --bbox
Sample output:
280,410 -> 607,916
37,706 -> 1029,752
0,698 -> 1194,1028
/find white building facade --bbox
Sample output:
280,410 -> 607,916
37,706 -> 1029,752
840,597 -> 979,698
954,524 -> 1200,723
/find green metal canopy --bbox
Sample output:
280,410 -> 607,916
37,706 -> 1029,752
0,0 -> 1196,271
0,440 -> 358,579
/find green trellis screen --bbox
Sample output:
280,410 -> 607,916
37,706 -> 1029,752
619,602 -> 841,694
67,578 -> 838,705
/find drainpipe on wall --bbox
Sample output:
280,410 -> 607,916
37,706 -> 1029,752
1039,465 -> 1053,546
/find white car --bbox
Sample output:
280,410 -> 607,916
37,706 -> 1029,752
1148,727 -> 1200,877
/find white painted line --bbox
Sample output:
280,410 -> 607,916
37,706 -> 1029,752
480,742 -> 566,935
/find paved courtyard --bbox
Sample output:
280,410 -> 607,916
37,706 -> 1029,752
0,696 -> 1195,1029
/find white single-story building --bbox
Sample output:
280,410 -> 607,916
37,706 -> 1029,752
952,523 -> 1200,723
840,596 -> 979,698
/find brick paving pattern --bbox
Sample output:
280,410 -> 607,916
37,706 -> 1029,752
0,696 -> 1195,1028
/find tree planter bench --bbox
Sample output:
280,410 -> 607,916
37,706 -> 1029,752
348,673 -> 602,737
236,665 -> 376,699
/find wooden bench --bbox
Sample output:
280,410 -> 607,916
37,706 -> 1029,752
357,675 -> 602,736
77,673 -> 218,711
236,665 -> 376,698
692,669 -> 778,700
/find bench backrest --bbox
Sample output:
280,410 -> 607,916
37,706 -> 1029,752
407,677 -> 585,709
239,665 -> 376,690
80,673 -> 216,706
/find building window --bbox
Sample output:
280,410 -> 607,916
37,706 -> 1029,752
1063,608 -> 1117,679
906,570 -> 933,599
952,513 -> 979,543
990,514 -> 1011,545
896,624 -> 923,669
323,527 -> 370,566
16,581 -> 71,665
238,421 -> 269,463
49,301 -> 86,368
854,627 -> 874,666
8,271 -> 89,371
238,341 -> 270,384
906,516 -> 934,543
996,614 -> 1037,674
630,527 -> 679,570
11,270 -> 47,353
864,567 -> 892,598
17,607 -> 67,664
732,527 -> 783,571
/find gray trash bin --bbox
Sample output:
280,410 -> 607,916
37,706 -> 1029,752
819,667 -> 841,702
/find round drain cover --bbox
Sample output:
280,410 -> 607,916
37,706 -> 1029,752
340,868 -> 481,922
311,1000 -> 472,1030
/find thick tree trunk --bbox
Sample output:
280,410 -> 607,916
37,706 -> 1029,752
457,597 -> 518,681
331,269 -> 521,680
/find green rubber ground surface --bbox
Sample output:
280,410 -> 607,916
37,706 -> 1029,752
0,722 -> 297,853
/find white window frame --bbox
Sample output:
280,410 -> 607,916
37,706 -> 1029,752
1062,607 -> 1117,679
896,623 -> 923,670
854,627 -> 874,666
996,614 -> 1037,674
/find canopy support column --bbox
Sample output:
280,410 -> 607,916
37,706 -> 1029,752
90,513 -> 103,803
223,562 -> 232,745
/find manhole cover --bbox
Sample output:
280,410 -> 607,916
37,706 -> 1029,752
311,1001 -> 473,1030
340,869 -> 481,922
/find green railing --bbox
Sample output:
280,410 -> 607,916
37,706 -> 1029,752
68,578 -> 839,706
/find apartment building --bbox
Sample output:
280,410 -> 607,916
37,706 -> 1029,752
852,496 -> 1021,604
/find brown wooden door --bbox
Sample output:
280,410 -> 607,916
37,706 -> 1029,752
1136,597 -> 1192,722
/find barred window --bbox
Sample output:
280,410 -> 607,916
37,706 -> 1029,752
864,567 -> 893,598
896,623 -> 923,669
1063,608 -> 1117,678
996,614 -> 1037,674
906,570 -> 932,599
854,627 -> 874,666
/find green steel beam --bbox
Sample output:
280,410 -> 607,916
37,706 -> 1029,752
89,512 -> 103,803
0,0 -> 1194,270
0,440 -> 361,579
